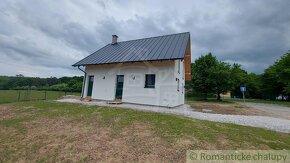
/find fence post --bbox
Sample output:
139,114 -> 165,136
18,91 -> 20,101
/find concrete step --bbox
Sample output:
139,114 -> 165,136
82,96 -> 91,102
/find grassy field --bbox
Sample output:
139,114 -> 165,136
0,101 -> 289,162
0,90 -> 80,104
223,98 -> 290,106
185,100 -> 274,116
185,96 -> 290,106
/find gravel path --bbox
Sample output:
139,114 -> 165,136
237,102 -> 290,119
57,99 -> 290,133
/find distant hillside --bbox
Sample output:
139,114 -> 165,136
0,75 -> 83,92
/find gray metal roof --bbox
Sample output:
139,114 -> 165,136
73,32 -> 190,66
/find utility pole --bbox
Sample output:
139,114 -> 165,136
242,91 -> 245,104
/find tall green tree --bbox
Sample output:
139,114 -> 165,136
275,52 -> 290,96
262,64 -> 283,98
191,53 -> 218,100
262,51 -> 290,100
213,62 -> 233,100
230,64 -> 248,98
246,73 -> 262,98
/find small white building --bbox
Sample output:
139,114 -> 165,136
73,32 -> 191,107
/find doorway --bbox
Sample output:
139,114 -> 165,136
87,76 -> 94,97
115,75 -> 124,101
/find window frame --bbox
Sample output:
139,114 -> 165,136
144,74 -> 156,88
177,78 -> 179,91
182,83 -> 184,94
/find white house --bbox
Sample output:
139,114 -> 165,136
73,32 -> 191,107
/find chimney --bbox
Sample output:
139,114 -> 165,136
112,35 -> 118,44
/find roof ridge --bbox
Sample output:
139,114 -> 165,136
116,32 -> 190,44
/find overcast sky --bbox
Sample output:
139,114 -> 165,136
0,0 -> 289,77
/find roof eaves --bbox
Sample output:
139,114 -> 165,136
79,58 -> 184,66
72,44 -> 110,67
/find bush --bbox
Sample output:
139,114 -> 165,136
49,83 -> 67,91
31,86 -> 37,90
71,82 -> 82,92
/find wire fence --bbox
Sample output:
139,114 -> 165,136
0,90 -> 81,104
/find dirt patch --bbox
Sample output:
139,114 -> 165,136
1,103 -> 289,162
2,117 -> 190,162
3,115 -> 277,162
60,95 -> 81,100
0,115 -> 235,162
0,105 -> 38,120
0,105 -> 16,120
186,101 -> 274,117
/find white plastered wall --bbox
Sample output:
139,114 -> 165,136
82,60 -> 185,107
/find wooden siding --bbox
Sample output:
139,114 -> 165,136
184,38 -> 191,81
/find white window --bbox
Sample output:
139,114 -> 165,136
177,78 -> 179,91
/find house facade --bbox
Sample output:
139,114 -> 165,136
73,32 -> 191,107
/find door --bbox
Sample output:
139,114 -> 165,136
115,75 -> 124,100
87,76 -> 94,96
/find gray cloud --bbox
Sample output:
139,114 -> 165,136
0,0 -> 289,77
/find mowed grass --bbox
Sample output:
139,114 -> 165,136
0,101 -> 289,162
0,90 -> 80,104
185,96 -> 290,106
223,98 -> 290,106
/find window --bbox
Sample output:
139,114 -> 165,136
177,78 -> 179,91
182,83 -> 184,93
145,74 -> 155,88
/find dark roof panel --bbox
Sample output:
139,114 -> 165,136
73,32 -> 190,66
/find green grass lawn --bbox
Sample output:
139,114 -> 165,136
0,101 -> 289,162
0,90 -> 80,104
185,96 -> 290,106
223,98 -> 290,106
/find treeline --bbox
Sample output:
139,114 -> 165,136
187,51 -> 290,101
0,76 -> 83,92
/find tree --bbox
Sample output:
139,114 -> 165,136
230,64 -> 248,98
275,52 -> 290,96
72,82 -> 83,92
59,77 -> 71,83
245,73 -> 262,99
262,51 -> 290,100
213,62 -> 233,100
0,75 -> 83,92
47,77 -> 58,86
191,53 -> 218,100
67,79 -> 77,88
16,74 -> 24,77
